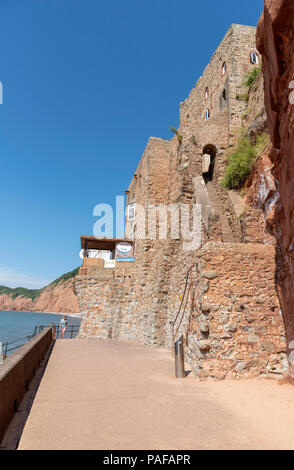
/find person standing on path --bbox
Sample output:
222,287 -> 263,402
60,315 -> 68,339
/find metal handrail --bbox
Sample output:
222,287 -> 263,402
171,263 -> 197,348
50,324 -> 80,340
1,325 -> 46,358
1,324 -> 80,360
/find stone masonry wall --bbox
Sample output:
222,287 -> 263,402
76,270 -> 139,340
75,240 -> 288,379
185,243 -> 287,380
76,23 -> 289,380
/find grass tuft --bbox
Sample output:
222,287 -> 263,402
169,126 -> 183,144
243,65 -> 262,90
221,133 -> 269,190
236,93 -> 249,102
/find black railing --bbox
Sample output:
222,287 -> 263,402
1,324 -> 80,360
171,263 -> 198,351
1,325 -> 45,358
51,324 -> 80,340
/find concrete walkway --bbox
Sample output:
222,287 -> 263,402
18,338 -> 294,450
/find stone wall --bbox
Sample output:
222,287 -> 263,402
178,24 -> 258,182
185,243 -> 287,380
76,270 -> 138,341
75,240 -> 288,379
75,23 -> 289,380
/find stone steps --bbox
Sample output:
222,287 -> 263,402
206,181 -> 235,243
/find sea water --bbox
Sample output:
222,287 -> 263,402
0,310 -> 81,355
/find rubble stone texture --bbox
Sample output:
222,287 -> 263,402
75,24 -> 288,380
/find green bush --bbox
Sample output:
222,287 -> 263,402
244,65 -> 262,90
241,110 -> 249,120
221,133 -> 268,190
169,126 -> 183,144
236,93 -> 249,102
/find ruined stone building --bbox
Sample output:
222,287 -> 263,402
75,24 -> 288,380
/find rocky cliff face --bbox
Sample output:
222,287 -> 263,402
0,272 -> 80,314
257,0 -> 294,376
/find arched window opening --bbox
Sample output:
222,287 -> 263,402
205,87 -> 209,99
127,202 -> 135,221
205,109 -> 210,120
250,51 -> 259,65
202,144 -> 217,183
221,62 -> 227,75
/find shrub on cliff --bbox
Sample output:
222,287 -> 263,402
244,65 -> 262,90
169,126 -> 183,144
221,133 -> 268,190
236,93 -> 249,102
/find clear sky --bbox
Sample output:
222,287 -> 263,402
0,0 -> 264,288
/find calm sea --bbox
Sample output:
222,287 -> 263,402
0,310 -> 81,354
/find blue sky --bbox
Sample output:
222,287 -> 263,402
0,0 -> 264,288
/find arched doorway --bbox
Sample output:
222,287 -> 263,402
202,144 -> 217,183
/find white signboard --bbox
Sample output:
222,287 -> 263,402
79,249 -> 111,260
104,260 -> 116,269
116,242 -> 132,254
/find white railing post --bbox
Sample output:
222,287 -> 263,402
0,342 -> 3,365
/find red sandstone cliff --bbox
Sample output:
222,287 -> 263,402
256,0 -> 294,375
0,276 -> 80,314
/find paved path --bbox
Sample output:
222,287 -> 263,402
18,338 -> 294,450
